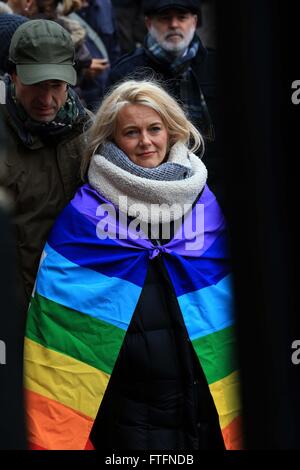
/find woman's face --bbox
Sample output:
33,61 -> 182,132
114,104 -> 169,168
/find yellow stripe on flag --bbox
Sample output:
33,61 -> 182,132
24,337 -> 110,419
209,370 -> 241,430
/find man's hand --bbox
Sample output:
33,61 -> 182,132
83,59 -> 110,79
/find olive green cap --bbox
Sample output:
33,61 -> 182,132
9,19 -> 76,85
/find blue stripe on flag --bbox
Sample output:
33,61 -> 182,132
177,274 -> 234,340
164,232 -> 231,296
47,203 -> 147,287
35,243 -> 143,330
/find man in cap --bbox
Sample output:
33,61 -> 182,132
109,0 -> 222,205
0,19 -> 91,322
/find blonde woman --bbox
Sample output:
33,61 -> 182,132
24,80 -> 242,450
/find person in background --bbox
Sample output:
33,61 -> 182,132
108,0 -> 223,207
0,13 -> 28,77
76,0 -> 121,110
6,0 -> 118,109
111,0 -> 147,54
27,0 -> 109,106
24,80 -> 242,450
0,19 -> 91,324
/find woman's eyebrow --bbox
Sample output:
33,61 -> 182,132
122,121 -> 163,129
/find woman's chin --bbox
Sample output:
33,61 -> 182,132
136,159 -> 162,169
140,163 -> 159,169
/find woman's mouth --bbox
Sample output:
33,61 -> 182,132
138,151 -> 155,157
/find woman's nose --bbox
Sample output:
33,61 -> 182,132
140,132 -> 151,145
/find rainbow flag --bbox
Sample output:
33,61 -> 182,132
24,183 -> 242,450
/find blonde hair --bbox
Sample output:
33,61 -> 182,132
81,79 -> 204,177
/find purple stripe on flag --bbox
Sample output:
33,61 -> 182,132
71,184 -> 153,251
70,184 -> 226,258
166,185 -> 227,257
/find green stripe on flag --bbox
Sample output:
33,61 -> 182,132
26,294 -> 126,375
192,325 -> 238,384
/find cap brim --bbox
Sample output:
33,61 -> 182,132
158,6 -> 190,12
16,63 -> 77,86
147,6 -> 195,15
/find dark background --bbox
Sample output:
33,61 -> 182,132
217,0 -> 300,449
0,202 -> 26,449
0,0 -> 299,451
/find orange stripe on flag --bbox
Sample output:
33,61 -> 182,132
29,440 -> 94,450
25,389 -> 94,450
84,439 -> 95,450
29,442 -> 47,450
222,415 -> 244,450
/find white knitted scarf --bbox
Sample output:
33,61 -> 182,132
88,142 -> 207,224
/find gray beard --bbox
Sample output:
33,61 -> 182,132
149,26 -> 195,56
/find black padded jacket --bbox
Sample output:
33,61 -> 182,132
90,251 -> 225,450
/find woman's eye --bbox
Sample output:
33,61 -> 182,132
150,127 -> 161,133
126,130 -> 138,136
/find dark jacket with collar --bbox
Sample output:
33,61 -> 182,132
108,38 -> 224,207
0,98 -> 91,324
